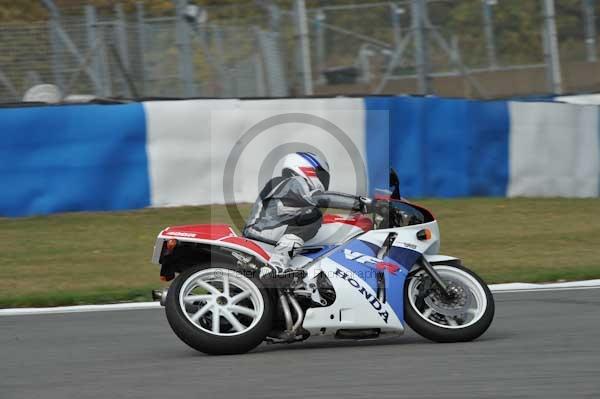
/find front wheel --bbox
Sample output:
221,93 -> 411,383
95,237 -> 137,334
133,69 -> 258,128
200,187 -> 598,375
404,264 -> 494,343
165,265 -> 273,355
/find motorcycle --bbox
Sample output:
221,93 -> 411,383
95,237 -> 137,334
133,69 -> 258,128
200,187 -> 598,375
150,170 -> 494,355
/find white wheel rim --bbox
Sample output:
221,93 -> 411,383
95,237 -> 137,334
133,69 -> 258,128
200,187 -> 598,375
408,265 -> 487,329
178,268 -> 264,337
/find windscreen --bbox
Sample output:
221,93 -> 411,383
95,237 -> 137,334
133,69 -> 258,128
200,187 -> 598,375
377,200 -> 435,228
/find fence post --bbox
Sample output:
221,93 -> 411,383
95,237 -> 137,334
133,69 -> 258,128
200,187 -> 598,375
268,3 -> 281,34
411,0 -> 430,95
257,29 -> 289,97
211,25 -> 231,97
84,5 -> 104,96
268,3 -> 284,87
0,69 -> 19,100
582,0 -> 597,63
391,3 -> 403,49
49,20 -> 66,94
136,1 -> 146,96
294,0 -> 313,96
358,46 -> 373,84
174,0 -> 197,97
482,0 -> 498,69
114,4 -> 130,71
114,3 -> 131,97
43,0 -> 66,93
98,24 -> 113,97
253,28 -> 267,97
315,9 -> 326,84
541,0 -> 563,94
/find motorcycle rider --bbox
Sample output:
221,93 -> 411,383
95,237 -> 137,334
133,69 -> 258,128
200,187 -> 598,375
243,152 -> 370,274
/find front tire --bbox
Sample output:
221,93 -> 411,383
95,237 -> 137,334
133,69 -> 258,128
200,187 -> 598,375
165,265 -> 273,355
404,264 -> 494,343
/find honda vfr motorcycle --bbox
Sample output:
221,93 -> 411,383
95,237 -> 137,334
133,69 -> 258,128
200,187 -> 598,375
150,170 -> 494,355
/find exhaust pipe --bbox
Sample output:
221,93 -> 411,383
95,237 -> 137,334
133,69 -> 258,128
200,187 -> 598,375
151,288 -> 168,307
278,290 -> 294,331
287,294 -> 304,333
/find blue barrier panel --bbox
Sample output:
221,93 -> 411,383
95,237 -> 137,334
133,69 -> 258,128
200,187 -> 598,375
0,104 -> 149,217
363,97 -> 391,195
365,96 -> 509,198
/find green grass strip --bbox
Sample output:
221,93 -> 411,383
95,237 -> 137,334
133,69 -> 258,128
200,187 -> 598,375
2,199 -> 599,308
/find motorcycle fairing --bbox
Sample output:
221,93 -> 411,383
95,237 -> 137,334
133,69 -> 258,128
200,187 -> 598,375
326,239 -> 382,294
322,213 -> 373,231
382,246 -> 422,323
304,218 -> 368,246
323,237 -> 412,326
152,224 -> 271,264
302,259 -> 404,335
220,236 -> 271,261
161,224 -> 236,240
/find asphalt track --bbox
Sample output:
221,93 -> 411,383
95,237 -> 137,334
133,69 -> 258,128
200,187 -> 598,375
2,288 -> 599,399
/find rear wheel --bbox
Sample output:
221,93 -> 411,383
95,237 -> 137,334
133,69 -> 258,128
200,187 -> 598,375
165,265 -> 272,355
404,264 -> 494,342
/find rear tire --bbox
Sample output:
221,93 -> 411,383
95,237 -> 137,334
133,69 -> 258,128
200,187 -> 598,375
404,264 -> 494,343
165,264 -> 272,355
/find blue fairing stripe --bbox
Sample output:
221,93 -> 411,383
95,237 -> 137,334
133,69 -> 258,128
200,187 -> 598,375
328,240 -> 380,293
383,246 -> 422,322
387,246 -> 422,270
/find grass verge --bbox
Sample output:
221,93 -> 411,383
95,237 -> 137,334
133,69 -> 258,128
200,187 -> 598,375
1,198 -> 599,308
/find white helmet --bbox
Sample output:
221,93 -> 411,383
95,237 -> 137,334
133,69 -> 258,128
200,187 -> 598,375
281,152 -> 330,191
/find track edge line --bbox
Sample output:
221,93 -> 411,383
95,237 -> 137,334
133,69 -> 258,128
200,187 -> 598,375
2,279 -> 600,316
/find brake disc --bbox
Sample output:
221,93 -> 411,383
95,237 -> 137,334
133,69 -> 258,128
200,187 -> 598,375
424,281 -> 474,317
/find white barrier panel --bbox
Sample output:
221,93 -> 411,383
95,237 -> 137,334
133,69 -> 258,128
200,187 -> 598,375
555,93 -> 600,105
508,102 -> 599,197
144,98 -> 367,207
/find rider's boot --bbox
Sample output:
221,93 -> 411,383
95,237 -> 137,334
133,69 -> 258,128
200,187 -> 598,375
263,234 -> 306,283
268,251 -> 292,274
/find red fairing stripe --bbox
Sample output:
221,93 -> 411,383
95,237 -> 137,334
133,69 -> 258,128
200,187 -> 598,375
322,213 -> 373,232
376,261 -> 400,275
220,237 -> 271,260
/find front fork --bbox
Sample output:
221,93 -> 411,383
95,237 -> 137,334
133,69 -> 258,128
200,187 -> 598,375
379,232 -> 454,298
419,256 -> 450,294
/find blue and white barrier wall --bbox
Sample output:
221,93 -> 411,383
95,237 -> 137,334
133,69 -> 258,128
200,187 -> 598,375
1,96 -> 598,217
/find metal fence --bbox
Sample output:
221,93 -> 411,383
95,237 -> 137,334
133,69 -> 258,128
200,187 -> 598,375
0,0 -> 599,103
